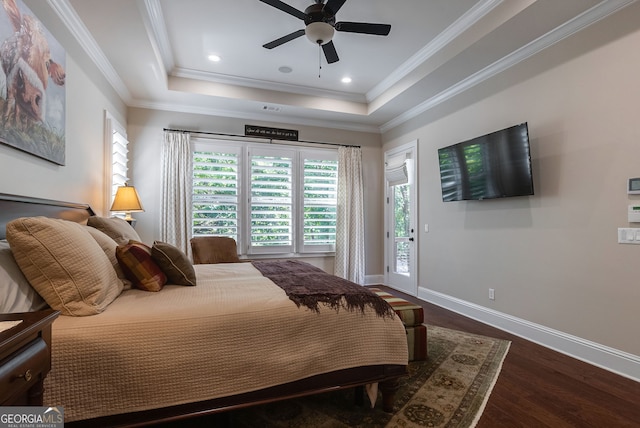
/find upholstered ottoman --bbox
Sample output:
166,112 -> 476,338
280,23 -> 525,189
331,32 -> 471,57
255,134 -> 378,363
370,288 -> 427,361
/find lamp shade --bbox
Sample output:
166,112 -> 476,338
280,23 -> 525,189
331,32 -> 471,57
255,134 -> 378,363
110,184 -> 144,220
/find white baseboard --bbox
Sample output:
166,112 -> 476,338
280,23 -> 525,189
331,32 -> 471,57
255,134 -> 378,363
364,274 -> 384,286
418,286 -> 640,382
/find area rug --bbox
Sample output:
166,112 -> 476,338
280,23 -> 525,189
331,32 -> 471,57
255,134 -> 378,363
231,325 -> 511,428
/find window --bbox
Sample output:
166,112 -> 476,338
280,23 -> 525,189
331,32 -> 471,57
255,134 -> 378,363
192,140 -> 338,256
104,112 -> 129,211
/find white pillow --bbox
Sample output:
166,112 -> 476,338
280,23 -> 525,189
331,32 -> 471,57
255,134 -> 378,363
0,240 -> 47,313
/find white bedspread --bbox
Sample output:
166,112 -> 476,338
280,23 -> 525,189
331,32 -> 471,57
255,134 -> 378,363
43,263 -> 408,422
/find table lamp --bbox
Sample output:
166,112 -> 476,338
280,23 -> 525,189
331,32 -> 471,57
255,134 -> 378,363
110,183 -> 144,225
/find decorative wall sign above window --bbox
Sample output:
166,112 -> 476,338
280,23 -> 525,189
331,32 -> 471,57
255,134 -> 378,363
245,125 -> 299,141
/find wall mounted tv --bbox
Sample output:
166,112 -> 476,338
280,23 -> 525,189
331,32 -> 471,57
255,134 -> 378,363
438,122 -> 534,202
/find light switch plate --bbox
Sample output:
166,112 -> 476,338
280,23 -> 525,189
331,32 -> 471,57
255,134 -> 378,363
618,228 -> 640,244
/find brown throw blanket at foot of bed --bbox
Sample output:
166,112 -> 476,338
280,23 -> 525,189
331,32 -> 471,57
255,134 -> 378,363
251,260 -> 395,318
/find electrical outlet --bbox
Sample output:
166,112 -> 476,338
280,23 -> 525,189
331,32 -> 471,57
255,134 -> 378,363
489,288 -> 495,300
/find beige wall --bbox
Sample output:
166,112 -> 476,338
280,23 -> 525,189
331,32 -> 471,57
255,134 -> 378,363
382,6 -> 640,356
126,108 -> 384,275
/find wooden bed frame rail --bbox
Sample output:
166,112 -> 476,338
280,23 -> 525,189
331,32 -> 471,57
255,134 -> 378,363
66,365 -> 407,427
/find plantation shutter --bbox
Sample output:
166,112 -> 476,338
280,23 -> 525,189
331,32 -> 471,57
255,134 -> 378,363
301,151 -> 338,253
111,131 -> 129,203
249,147 -> 294,254
192,148 -> 241,241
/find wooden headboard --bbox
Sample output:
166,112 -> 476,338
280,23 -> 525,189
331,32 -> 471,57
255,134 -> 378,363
0,193 -> 95,240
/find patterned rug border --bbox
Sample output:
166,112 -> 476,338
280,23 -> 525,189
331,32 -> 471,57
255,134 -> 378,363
456,326 -> 511,428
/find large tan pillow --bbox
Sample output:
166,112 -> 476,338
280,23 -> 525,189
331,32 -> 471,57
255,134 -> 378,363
6,217 -> 124,316
84,226 -> 132,290
87,216 -> 141,245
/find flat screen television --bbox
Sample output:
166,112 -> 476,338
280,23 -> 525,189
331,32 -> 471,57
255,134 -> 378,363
438,122 -> 534,201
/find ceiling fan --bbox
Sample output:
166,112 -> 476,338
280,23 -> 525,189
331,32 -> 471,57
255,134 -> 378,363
259,0 -> 391,64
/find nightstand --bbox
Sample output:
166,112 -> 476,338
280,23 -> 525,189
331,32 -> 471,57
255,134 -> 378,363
0,309 -> 59,406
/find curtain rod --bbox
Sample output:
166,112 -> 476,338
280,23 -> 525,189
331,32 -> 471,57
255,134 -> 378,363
163,128 -> 359,148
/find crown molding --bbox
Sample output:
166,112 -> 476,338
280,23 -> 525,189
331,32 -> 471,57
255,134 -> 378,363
129,99 -> 381,134
367,0 -> 503,103
171,67 -> 367,104
380,0 -> 638,133
53,0 -> 637,135
47,0 -> 132,103
140,0 -> 173,75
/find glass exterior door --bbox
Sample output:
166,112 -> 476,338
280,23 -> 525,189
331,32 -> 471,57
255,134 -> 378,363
392,183 -> 411,276
385,142 -> 417,296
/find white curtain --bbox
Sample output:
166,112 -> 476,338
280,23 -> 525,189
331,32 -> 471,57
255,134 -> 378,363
334,146 -> 365,284
160,131 -> 192,254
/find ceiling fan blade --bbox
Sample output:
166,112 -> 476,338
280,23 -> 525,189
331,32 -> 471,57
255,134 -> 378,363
263,29 -> 306,49
259,0 -> 306,20
322,41 -> 339,64
335,21 -> 391,36
323,0 -> 347,16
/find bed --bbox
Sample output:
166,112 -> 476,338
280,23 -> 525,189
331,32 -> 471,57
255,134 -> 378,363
0,193 -> 408,427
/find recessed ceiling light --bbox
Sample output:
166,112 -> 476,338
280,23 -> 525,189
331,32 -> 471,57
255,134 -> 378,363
208,54 -> 221,62
279,66 -> 293,74
341,76 -> 352,84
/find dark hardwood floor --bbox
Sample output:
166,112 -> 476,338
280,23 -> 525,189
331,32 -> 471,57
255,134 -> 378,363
376,286 -> 640,427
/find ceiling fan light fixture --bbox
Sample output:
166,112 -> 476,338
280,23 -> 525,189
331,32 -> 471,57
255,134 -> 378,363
305,22 -> 334,45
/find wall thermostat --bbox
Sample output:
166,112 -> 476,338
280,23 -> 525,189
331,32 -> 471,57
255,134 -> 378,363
629,205 -> 640,222
628,177 -> 640,194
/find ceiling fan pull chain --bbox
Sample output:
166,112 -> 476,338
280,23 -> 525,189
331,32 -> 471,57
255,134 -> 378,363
318,42 -> 322,78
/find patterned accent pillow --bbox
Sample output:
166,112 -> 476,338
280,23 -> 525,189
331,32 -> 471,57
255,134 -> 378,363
87,216 -> 141,245
116,240 -> 167,292
6,217 -> 124,316
151,241 -> 197,286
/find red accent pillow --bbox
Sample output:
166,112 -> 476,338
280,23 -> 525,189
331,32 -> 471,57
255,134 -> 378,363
116,240 -> 167,292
